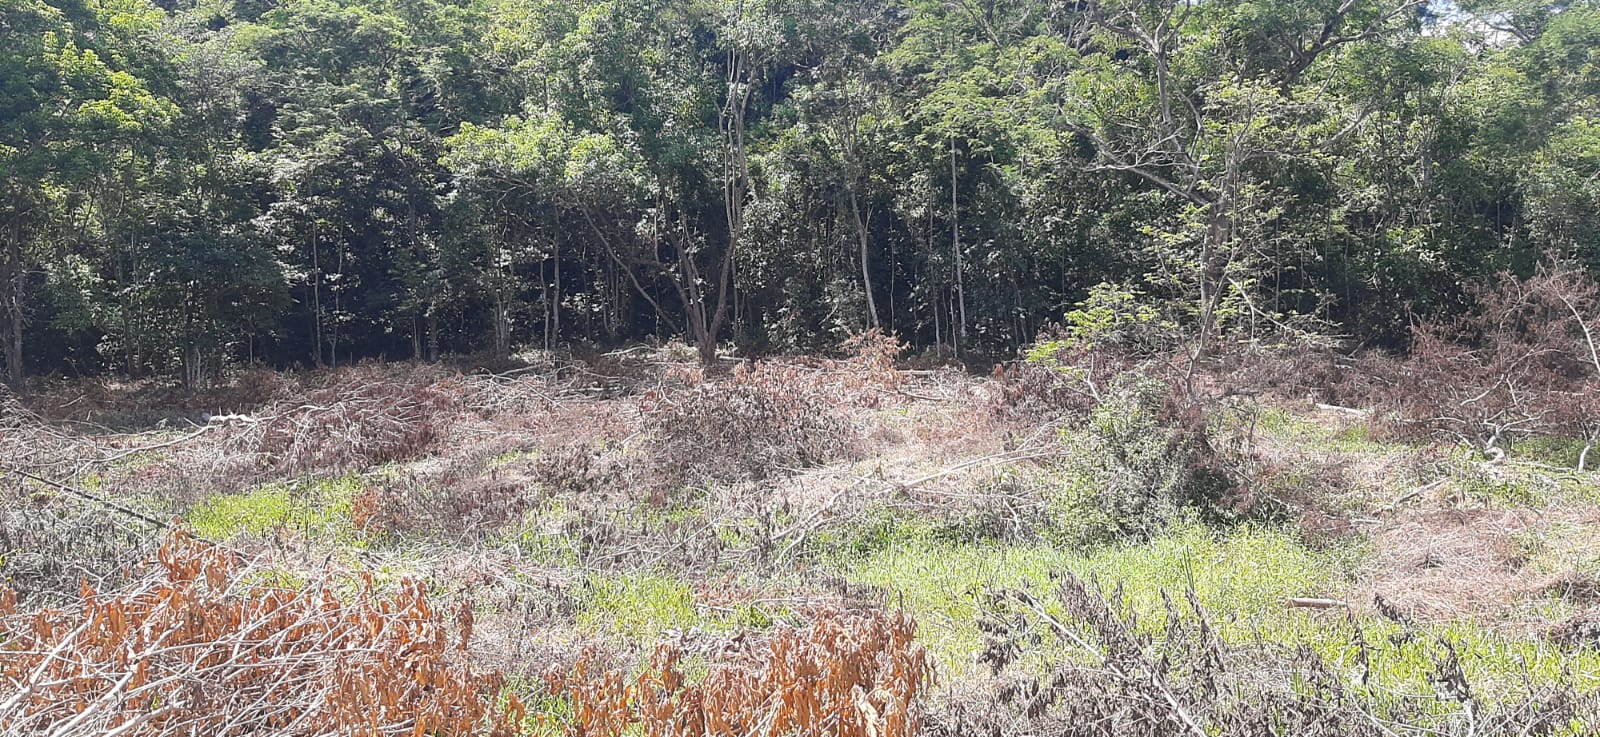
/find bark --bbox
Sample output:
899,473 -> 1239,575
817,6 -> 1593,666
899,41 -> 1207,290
2,211 -> 24,389
492,286 -> 511,358
950,135 -> 967,351
849,190 -> 879,329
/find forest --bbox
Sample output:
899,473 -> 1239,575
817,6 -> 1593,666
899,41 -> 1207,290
3,0 -> 1597,384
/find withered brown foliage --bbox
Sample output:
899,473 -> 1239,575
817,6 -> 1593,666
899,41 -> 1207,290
222,364 -> 459,477
548,607 -> 933,737
350,473 -> 536,538
0,531 -> 524,737
1365,263 -> 1600,462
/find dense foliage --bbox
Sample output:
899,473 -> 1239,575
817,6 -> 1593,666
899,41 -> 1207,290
3,0 -> 1599,383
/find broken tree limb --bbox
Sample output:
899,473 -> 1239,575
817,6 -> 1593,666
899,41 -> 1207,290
1314,402 -> 1370,417
1285,597 -> 1349,609
1387,479 -> 1446,511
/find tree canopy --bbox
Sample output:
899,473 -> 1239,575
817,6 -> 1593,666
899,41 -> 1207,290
2,0 -> 1597,383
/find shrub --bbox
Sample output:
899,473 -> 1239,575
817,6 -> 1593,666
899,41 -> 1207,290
987,284 -> 1170,427
1051,374 -> 1240,539
641,363 -> 855,481
938,572 -> 1600,736
1367,263 -> 1600,465
349,473 -> 536,539
223,364 -> 459,478
0,489 -> 155,608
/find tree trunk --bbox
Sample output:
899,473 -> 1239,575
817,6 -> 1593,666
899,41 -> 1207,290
2,215 -> 24,389
493,286 -> 511,358
849,190 -> 879,330
950,136 -> 967,353
427,314 -> 439,362
310,220 -> 325,368
412,314 -> 423,360
553,235 -> 562,346
695,322 -> 717,365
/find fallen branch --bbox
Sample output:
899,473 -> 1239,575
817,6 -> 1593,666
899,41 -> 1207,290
1,464 -> 175,533
1386,478 -> 1446,512
1285,597 -> 1349,609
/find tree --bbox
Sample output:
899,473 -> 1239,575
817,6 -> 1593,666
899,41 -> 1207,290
0,0 -> 172,386
1051,0 -> 1427,362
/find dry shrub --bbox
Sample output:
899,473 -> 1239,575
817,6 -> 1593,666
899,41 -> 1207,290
531,442 -> 622,497
1551,606 -> 1600,648
1232,454 -> 1351,541
0,531 -> 523,736
985,360 -> 1099,428
0,487 -> 154,607
1212,343 -> 1356,404
641,363 -> 855,481
841,328 -> 906,379
205,366 -> 297,411
1365,263 -> 1600,461
940,573 -> 1599,737
224,364 -> 461,477
836,329 -> 908,400
548,607 -> 932,737
0,394 -> 91,480
351,472 -> 538,538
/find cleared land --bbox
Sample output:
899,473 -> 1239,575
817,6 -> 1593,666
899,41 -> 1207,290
4,339 -> 1600,735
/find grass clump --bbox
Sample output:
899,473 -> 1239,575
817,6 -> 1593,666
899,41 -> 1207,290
577,571 -> 701,643
834,523 -> 1341,676
186,476 -> 361,543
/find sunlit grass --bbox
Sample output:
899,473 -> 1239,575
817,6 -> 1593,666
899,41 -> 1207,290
829,520 -> 1600,700
185,475 -> 362,544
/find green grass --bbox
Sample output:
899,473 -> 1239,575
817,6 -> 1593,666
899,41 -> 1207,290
828,520 -> 1600,700
574,567 -> 789,646
576,570 -> 702,642
489,447 -> 543,466
1323,618 -> 1600,703
832,522 -> 1340,676
1440,447 -> 1600,507
1255,406 -> 1395,453
1511,436 -> 1590,469
186,475 -> 363,544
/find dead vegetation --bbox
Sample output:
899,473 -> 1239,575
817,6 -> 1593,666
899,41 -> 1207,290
0,530 -> 935,737
550,607 -> 932,737
1362,263 -> 1600,465
641,362 -> 859,482
7,308 -> 1600,734
0,531 -> 524,737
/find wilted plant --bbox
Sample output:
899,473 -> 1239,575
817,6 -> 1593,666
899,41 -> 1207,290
1369,262 -> 1600,466
548,606 -> 933,737
0,531 -> 525,737
841,329 -> 908,392
221,364 -> 458,478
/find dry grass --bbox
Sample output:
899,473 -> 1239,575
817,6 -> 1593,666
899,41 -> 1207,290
1357,508 -> 1535,622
